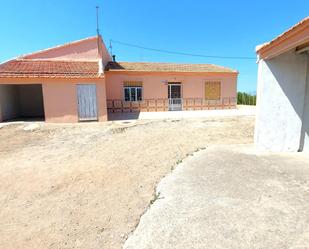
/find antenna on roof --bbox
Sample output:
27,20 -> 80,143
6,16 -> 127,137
96,6 -> 100,36
109,39 -> 113,57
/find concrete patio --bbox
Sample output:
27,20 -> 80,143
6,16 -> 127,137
124,145 -> 309,249
108,105 -> 255,121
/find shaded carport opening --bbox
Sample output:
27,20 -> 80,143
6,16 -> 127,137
0,84 -> 45,122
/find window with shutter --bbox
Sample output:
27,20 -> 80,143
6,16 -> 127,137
123,81 -> 143,101
205,81 -> 221,100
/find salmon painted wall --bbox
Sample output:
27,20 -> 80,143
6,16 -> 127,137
21,36 -> 112,65
105,72 -> 238,100
0,78 -> 107,123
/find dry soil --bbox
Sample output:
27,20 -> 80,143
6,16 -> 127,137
0,116 -> 254,249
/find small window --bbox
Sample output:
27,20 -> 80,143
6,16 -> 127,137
205,81 -> 221,100
124,87 -> 143,101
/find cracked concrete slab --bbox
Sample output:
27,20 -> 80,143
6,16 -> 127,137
124,145 -> 309,249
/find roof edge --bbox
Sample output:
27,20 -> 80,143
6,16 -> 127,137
0,59 -> 103,79
19,36 -> 98,59
105,61 -> 238,73
10,58 -> 102,63
0,75 -> 104,80
105,69 -> 239,74
256,16 -> 309,58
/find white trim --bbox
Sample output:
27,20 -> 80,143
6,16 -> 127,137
123,86 -> 143,102
98,60 -> 104,75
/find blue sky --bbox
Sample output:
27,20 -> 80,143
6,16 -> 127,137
0,1 -> 308,92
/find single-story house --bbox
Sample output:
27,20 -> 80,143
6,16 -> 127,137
255,17 -> 309,152
0,36 -> 238,123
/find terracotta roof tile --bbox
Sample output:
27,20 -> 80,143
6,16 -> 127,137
105,61 -> 237,73
0,59 -> 101,78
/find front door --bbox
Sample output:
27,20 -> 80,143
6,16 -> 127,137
77,84 -> 98,121
168,83 -> 182,111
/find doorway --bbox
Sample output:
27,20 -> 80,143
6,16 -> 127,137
168,83 -> 182,111
77,84 -> 98,121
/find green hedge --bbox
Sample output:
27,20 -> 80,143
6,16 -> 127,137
237,92 -> 256,105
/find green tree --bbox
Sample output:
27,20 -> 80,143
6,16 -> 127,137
237,92 -> 256,105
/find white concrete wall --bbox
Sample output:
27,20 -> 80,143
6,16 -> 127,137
0,85 -> 20,121
255,50 -> 308,152
300,54 -> 309,151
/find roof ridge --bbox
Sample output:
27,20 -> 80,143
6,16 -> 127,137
115,61 -> 215,65
18,36 -> 98,59
112,61 -> 235,69
13,58 -> 100,63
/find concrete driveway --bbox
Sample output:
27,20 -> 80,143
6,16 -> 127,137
124,145 -> 309,249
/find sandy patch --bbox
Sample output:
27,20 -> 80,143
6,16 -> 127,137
0,116 -> 254,249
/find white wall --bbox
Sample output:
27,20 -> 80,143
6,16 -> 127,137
255,50 -> 308,152
300,54 -> 309,151
0,85 -> 20,121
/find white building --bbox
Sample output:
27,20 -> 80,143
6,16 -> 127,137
255,17 -> 309,152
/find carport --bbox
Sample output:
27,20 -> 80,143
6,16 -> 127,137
0,84 -> 45,122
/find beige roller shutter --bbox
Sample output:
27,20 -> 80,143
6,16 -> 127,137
205,81 -> 221,100
123,81 -> 143,87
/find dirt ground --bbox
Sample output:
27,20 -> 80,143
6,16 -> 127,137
0,116 -> 254,249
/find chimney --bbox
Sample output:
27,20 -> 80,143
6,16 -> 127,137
112,55 -> 116,62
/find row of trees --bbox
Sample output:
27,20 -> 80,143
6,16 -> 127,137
237,92 -> 256,105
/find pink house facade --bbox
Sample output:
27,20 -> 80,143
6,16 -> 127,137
0,36 -> 238,123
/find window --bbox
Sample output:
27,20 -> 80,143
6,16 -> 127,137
124,87 -> 143,101
205,81 -> 221,100
123,81 -> 143,101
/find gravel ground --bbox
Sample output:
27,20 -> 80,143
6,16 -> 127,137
0,116 -> 254,249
